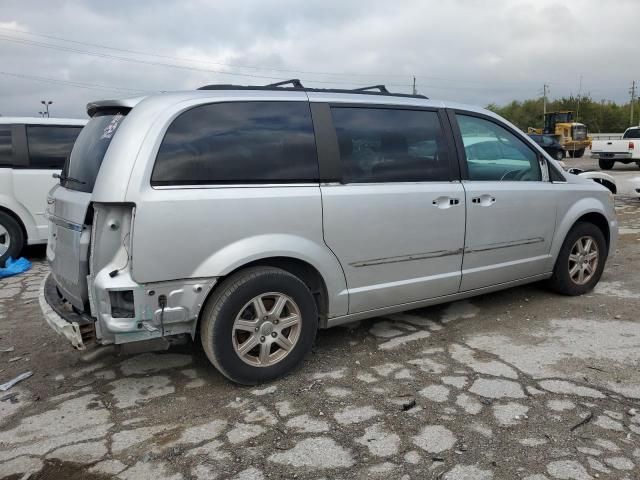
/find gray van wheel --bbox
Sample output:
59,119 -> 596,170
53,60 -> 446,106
0,212 -> 24,266
200,267 -> 318,384
548,222 -> 606,296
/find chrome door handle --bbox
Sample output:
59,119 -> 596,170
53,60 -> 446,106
471,195 -> 496,206
432,196 -> 460,209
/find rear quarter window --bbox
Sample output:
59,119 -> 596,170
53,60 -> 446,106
151,101 -> 319,185
27,126 -> 82,169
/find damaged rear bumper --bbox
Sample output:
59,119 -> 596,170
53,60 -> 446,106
40,273 -> 96,350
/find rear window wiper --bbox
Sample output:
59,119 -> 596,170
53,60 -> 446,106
52,173 -> 86,185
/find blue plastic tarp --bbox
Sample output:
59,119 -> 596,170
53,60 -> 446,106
0,257 -> 32,279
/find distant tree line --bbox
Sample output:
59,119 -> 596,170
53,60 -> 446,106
487,95 -> 638,133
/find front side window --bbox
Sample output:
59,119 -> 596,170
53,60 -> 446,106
27,126 -> 82,169
331,107 -> 450,183
457,114 -> 541,182
0,128 -> 12,166
152,101 -> 318,185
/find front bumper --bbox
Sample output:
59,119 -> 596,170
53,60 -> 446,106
40,273 -> 96,350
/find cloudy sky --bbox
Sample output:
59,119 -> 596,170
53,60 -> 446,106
0,0 -> 637,118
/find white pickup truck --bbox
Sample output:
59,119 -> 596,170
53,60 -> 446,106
591,126 -> 640,170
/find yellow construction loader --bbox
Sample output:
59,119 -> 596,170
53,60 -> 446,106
528,111 -> 591,158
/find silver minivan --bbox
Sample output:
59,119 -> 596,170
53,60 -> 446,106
41,81 -> 618,384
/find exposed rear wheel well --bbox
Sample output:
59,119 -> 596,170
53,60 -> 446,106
0,206 -> 28,242
574,212 -> 610,251
200,257 -> 329,330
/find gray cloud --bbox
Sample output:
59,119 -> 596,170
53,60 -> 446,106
0,0 -> 636,118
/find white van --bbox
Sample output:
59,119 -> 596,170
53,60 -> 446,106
0,117 -> 86,264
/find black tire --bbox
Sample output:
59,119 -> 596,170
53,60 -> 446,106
200,267 -> 318,384
598,159 -> 615,170
0,211 -> 25,267
554,150 -> 565,161
574,148 -> 585,158
548,222 -> 607,296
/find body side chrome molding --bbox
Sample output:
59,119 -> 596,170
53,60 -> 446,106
349,248 -> 464,268
464,236 -> 545,254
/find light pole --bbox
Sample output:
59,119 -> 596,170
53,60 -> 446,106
40,100 -> 52,118
38,111 -> 45,118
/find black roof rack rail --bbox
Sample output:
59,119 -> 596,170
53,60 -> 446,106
197,81 -> 428,99
352,85 -> 389,93
266,79 -> 304,88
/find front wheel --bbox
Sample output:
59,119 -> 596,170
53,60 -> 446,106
0,212 -> 24,266
200,267 -> 318,384
599,159 -> 615,170
574,148 -> 585,158
548,222 -> 607,296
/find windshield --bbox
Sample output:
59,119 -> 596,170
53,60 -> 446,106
62,109 -> 127,192
623,128 -> 640,139
572,125 -> 587,140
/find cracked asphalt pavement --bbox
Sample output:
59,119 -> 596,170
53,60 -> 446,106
1,159 -> 639,479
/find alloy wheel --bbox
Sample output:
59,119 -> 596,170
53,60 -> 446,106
0,224 -> 10,257
232,292 -> 302,367
568,236 -> 599,285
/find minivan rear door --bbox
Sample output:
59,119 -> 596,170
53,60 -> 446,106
316,104 -> 465,314
47,111 -> 127,311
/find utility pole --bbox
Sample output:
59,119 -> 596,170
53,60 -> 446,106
412,76 -> 417,96
542,83 -> 548,126
576,75 -> 583,122
630,80 -> 636,127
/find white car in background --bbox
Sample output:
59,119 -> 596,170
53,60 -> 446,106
0,117 -> 86,264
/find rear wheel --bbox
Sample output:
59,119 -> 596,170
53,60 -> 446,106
548,222 -> 607,296
200,267 -> 318,384
574,148 -> 585,158
0,212 -> 24,266
598,159 -> 614,170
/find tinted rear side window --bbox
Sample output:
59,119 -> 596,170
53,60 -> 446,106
0,128 -> 12,166
624,129 -> 640,139
64,110 -> 127,192
330,107 -> 450,183
152,101 -> 318,186
27,126 -> 82,169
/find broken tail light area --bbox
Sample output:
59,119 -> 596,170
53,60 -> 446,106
87,203 -> 217,345
109,290 -> 135,318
